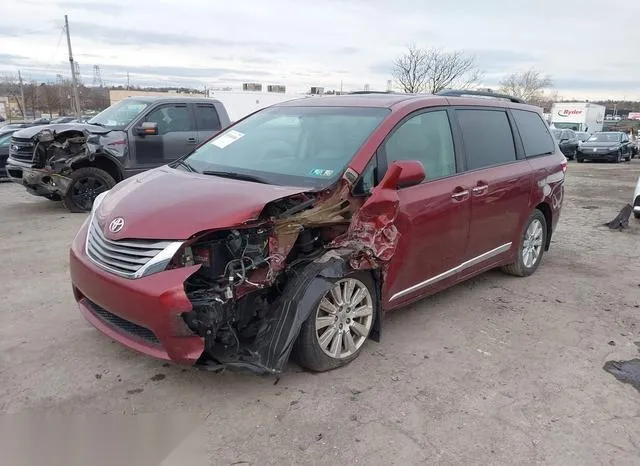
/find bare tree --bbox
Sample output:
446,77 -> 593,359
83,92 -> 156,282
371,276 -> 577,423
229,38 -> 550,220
392,46 -> 482,94
392,45 -> 431,93
0,73 -> 25,118
422,49 -> 482,94
499,69 -> 553,104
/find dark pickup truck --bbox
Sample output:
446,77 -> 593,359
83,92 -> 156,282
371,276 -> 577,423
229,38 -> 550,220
5,96 -> 231,212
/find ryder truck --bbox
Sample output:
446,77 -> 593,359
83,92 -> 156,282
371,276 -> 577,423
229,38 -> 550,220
550,102 -> 606,133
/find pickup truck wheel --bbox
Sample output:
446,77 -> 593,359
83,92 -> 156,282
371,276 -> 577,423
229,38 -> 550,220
502,209 -> 547,277
295,272 -> 376,372
62,167 -> 116,213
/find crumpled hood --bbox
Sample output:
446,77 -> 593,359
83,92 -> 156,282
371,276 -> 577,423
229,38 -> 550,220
12,122 -> 112,139
95,166 -> 309,240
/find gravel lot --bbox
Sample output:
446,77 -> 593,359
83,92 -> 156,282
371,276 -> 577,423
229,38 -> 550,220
1,160 -> 639,465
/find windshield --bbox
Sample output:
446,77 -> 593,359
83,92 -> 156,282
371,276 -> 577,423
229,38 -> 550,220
183,106 -> 390,187
88,100 -> 150,129
575,132 -> 589,141
587,133 -> 621,143
551,129 -> 562,140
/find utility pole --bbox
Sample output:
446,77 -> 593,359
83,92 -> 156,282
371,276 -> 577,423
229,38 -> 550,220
64,15 -> 81,118
17,70 -> 26,119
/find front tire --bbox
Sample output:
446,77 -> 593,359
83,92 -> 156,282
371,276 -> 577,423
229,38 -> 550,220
295,272 -> 376,372
502,209 -> 548,277
62,167 -> 116,213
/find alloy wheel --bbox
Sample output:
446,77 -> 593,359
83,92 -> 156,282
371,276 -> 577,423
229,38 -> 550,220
315,278 -> 374,359
522,219 -> 544,269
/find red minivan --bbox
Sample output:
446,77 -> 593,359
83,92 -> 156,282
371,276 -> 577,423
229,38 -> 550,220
69,90 -> 566,374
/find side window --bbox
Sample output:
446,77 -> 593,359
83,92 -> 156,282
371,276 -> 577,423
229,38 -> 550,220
384,110 -> 456,181
194,104 -> 221,131
512,109 -> 555,157
144,105 -> 192,135
0,133 -> 12,147
456,109 -> 516,170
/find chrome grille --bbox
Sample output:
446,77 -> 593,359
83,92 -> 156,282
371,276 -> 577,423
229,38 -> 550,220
9,136 -> 36,164
86,219 -> 175,278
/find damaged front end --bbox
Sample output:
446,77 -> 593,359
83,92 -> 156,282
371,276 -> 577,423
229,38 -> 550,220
174,162 -> 413,374
7,127 -> 123,198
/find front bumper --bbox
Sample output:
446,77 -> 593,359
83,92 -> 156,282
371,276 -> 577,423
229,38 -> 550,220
577,149 -> 620,161
5,162 -> 72,196
69,218 -> 204,364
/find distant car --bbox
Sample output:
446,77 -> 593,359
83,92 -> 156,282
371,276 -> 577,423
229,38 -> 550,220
551,128 -> 579,159
575,131 -> 591,144
0,128 -> 19,180
633,174 -> 640,219
576,131 -> 632,163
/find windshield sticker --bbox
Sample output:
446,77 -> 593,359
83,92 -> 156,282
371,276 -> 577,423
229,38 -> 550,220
309,168 -> 335,177
211,130 -> 245,149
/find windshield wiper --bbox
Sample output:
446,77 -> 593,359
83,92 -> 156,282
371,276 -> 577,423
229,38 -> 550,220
202,170 -> 269,184
172,159 -> 195,172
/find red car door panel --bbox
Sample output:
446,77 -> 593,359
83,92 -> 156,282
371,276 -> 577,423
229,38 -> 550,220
463,160 -> 532,263
375,108 -> 470,310
383,175 -> 471,308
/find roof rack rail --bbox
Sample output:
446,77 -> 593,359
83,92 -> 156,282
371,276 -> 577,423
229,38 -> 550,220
348,90 -> 400,95
436,89 -> 525,104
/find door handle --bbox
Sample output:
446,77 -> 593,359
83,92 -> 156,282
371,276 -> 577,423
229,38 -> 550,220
186,137 -> 198,144
472,183 -> 489,196
451,189 -> 469,201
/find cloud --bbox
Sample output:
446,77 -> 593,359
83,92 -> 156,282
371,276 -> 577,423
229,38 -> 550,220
69,21 -> 293,53
57,1 -> 120,15
1,0 -> 640,98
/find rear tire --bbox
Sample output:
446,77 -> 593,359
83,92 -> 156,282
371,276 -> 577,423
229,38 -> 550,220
295,271 -> 376,372
502,209 -> 548,277
62,167 -> 116,213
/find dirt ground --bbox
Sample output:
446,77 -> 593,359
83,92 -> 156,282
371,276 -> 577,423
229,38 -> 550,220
1,160 -> 639,466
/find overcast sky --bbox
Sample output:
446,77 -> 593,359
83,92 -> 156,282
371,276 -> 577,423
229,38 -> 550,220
2,0 -> 639,99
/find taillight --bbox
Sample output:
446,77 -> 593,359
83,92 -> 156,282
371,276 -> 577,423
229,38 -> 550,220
561,158 -> 568,173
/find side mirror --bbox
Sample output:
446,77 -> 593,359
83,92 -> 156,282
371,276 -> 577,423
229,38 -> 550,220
379,160 -> 426,190
136,121 -> 158,136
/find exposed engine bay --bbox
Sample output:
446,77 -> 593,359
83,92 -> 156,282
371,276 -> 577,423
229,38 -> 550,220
170,181 -> 401,374
31,129 -> 92,171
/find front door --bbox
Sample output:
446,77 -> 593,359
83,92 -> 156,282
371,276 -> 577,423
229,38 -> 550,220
375,109 -> 471,309
453,107 -> 532,274
132,103 -> 198,168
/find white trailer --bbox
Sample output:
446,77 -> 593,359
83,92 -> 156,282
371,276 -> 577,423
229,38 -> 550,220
205,90 -> 310,122
550,102 -> 606,133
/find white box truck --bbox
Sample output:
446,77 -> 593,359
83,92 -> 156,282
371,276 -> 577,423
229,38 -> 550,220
550,102 -> 606,133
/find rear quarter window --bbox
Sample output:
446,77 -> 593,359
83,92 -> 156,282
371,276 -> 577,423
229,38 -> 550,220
456,109 -> 516,170
512,109 -> 555,157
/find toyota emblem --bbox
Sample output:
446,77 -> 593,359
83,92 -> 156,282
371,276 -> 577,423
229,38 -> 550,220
109,217 -> 125,233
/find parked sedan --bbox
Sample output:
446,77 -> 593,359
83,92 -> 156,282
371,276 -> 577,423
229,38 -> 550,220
575,131 -> 591,145
551,129 -> 579,159
0,128 -> 18,180
576,131 -> 632,163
